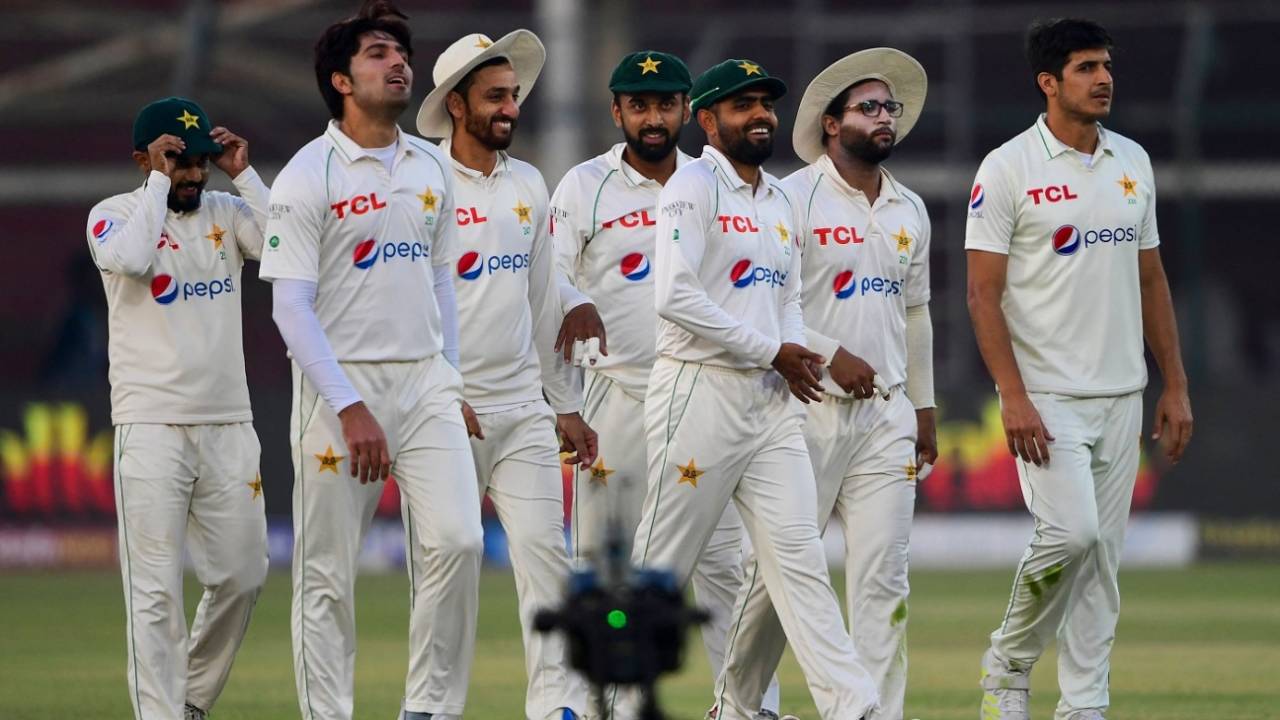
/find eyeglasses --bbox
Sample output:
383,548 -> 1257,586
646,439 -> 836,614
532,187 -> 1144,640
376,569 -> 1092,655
844,99 -> 904,118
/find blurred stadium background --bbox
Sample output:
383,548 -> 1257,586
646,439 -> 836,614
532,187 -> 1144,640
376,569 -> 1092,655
1,0 -> 1277,717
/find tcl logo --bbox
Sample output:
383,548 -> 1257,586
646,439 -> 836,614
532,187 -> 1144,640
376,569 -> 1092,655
717,215 -> 760,233
330,193 -> 387,219
456,207 -> 488,226
602,210 -> 657,229
1026,185 -> 1078,205
813,226 -> 865,245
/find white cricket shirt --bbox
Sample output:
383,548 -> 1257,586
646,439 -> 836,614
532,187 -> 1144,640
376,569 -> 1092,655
965,114 -> 1160,397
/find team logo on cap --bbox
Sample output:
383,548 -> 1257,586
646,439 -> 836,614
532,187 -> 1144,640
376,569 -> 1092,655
969,183 -> 985,211
620,253 -> 650,281
1052,225 -> 1082,256
457,251 -> 483,280
730,259 -> 755,288
352,239 -> 378,269
833,270 -> 857,299
91,219 -> 114,242
150,274 -> 179,304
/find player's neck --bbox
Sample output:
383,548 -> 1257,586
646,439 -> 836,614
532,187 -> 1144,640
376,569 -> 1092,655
827,147 -> 882,206
1044,105 -> 1100,154
713,144 -> 761,190
337,107 -> 400,149
449,128 -> 499,176
622,146 -> 678,186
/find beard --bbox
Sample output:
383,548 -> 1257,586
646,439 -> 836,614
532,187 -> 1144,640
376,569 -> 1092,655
465,108 -> 517,151
719,119 -> 774,166
839,125 -> 895,164
623,125 -> 682,163
167,180 -> 205,213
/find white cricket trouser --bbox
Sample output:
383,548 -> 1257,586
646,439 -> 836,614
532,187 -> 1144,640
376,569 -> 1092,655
461,399 -> 589,720
716,388 -> 918,720
289,356 -> 483,720
572,371 -> 781,716
113,421 -> 268,720
985,391 -> 1142,720
633,359 -> 879,720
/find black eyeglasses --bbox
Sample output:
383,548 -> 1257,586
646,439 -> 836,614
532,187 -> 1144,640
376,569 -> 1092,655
844,99 -> 904,118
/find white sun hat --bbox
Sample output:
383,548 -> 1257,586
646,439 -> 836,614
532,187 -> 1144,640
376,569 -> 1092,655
415,29 -> 546,139
792,47 -> 927,164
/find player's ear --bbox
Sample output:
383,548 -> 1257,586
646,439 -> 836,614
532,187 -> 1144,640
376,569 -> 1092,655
446,90 -> 466,122
331,70 -> 354,97
610,96 -> 624,129
1036,71 -> 1058,98
132,150 -> 151,174
681,95 -> 691,125
696,107 -> 717,137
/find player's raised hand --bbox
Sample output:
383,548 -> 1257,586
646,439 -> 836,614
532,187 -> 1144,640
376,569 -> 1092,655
556,412 -> 598,469
1152,386 -> 1192,464
146,134 -> 184,176
1001,391 -> 1054,467
555,303 -> 607,364
337,401 -> 392,484
829,346 -> 880,399
210,127 -> 249,179
460,401 -> 484,440
771,342 -> 826,404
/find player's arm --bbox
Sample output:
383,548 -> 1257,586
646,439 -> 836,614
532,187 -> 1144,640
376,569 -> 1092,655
965,155 -> 1053,466
86,136 -> 180,277
549,171 -> 607,364
775,194 -> 825,403
211,126 -> 269,260
906,199 -> 937,467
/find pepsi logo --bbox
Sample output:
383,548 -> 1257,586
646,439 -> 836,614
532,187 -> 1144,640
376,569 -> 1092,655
91,218 -> 114,242
620,253 -> 650,281
969,183 -> 984,211
730,259 -> 755,288
1052,225 -> 1081,256
457,250 -> 483,280
151,274 -> 179,304
833,270 -> 856,299
352,239 -> 379,269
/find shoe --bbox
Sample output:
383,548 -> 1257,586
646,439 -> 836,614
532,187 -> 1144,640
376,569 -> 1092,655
183,704 -> 207,720
1064,712 -> 1104,720
979,649 -> 1030,720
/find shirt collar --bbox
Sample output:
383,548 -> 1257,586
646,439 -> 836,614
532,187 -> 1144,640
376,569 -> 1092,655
439,137 -> 510,179
814,154 -> 903,204
702,145 -> 772,195
324,120 -> 419,166
607,142 -> 692,187
1034,113 -> 1114,160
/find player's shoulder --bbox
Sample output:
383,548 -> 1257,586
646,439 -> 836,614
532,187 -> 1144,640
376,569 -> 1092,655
90,187 -> 141,219
504,154 -> 545,184
779,162 -> 822,196
402,134 -> 451,175
1100,125 -> 1152,165
558,149 -> 615,192
275,135 -> 331,187
669,154 -> 717,190
885,169 -> 927,213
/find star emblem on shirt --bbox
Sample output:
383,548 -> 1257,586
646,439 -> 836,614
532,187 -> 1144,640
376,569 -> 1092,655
248,473 -> 263,499
588,457 -> 615,486
513,200 -> 533,224
905,462 -> 917,483
315,444 -> 344,474
474,35 -> 492,49
774,221 -> 790,245
176,109 -> 200,129
1116,172 -> 1138,197
738,61 -> 762,76
206,223 -> 225,250
893,226 -> 912,253
418,187 -> 438,213
677,458 -> 705,488
638,55 -> 662,74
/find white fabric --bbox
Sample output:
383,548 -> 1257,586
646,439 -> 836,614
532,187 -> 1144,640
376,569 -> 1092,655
290,356 -> 482,720
433,263 -> 460,368
550,143 -> 692,398
904,302 -> 935,409
367,141 -> 398,173
87,167 -> 269,425
986,391 -> 1142,720
964,114 -> 1159,397
259,121 -> 457,362
114,422 -> 268,719
440,140 -> 580,414
653,146 -> 803,370
784,157 -> 930,397
271,279 -> 362,414
633,359 -> 879,720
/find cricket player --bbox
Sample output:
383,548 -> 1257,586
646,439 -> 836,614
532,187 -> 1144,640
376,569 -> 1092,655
549,51 -> 782,718
414,30 -> 594,720
967,18 -> 1193,720
87,96 -> 269,720
260,4 -> 483,719
713,48 -> 935,720
633,58 -> 880,720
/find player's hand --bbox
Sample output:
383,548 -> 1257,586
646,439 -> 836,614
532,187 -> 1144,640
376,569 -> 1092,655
1151,386 -> 1192,464
915,407 -> 939,468
771,343 -> 825,404
1001,391 -> 1054,467
146,134 -> 183,176
210,127 -> 249,179
556,412 -> 598,469
460,401 -> 484,440
555,303 -> 607,364
828,346 -> 879,399
337,401 -> 391,484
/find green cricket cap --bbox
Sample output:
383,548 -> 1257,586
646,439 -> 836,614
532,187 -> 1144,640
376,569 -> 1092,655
609,51 -> 692,94
689,58 -> 787,113
132,97 -> 222,156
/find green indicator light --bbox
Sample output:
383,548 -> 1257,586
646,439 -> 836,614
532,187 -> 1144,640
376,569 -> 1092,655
606,609 -> 628,629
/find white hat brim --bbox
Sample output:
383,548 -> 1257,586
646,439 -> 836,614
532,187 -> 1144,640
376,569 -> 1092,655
792,48 -> 927,165
415,29 -> 546,139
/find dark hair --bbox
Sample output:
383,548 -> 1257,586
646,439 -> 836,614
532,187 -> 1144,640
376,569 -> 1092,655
314,0 -> 413,120
1025,18 -> 1113,99
451,57 -> 512,103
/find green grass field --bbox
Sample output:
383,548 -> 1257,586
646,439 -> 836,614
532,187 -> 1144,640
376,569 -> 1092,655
2,564 -> 1277,719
